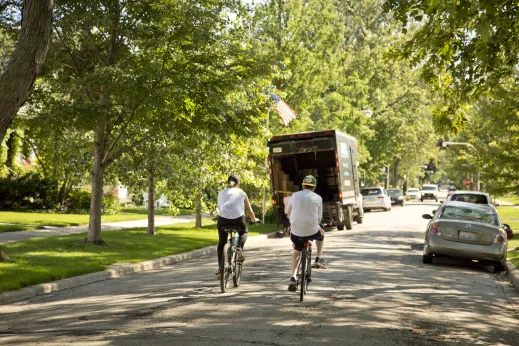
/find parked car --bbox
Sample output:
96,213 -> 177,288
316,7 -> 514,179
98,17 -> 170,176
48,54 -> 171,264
361,187 -> 391,212
421,184 -> 439,202
406,188 -> 420,200
387,188 -> 405,206
447,191 -> 491,205
422,201 -> 512,271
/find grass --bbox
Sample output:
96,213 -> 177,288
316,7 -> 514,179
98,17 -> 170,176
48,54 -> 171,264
0,220 -> 278,293
497,206 -> 519,270
498,194 -> 519,205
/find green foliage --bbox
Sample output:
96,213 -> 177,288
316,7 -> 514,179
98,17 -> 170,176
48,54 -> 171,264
67,189 -> 92,212
250,202 -> 275,224
5,130 -> 19,172
0,173 -> 57,210
102,195 -> 121,215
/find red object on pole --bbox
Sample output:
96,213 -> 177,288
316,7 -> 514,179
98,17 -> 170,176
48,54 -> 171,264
464,178 -> 471,188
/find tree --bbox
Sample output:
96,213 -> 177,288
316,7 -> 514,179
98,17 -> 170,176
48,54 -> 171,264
384,0 -> 519,133
29,0 -> 269,245
0,0 -> 53,142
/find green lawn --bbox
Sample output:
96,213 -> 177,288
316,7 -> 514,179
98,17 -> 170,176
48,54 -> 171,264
498,194 -> 519,205
120,207 -> 196,216
0,211 -> 150,233
0,220 -> 278,293
497,206 -> 519,270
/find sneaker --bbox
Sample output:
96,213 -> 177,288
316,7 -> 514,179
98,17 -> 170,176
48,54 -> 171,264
237,248 -> 245,263
288,277 -> 297,292
312,257 -> 328,269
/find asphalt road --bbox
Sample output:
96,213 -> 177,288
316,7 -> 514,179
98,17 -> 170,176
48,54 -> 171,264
1,196 -> 518,345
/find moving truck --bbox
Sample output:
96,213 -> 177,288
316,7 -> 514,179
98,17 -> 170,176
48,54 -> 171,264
268,129 -> 363,230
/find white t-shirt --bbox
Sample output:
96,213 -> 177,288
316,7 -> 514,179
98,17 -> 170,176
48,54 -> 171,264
218,188 -> 246,219
288,189 -> 323,237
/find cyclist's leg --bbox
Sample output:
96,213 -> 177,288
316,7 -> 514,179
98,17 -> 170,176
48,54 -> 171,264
237,215 -> 248,249
290,233 -> 303,278
310,230 -> 327,268
216,217 -> 229,267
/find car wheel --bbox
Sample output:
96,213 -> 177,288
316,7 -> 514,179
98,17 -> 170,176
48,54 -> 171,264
422,254 -> 433,264
364,209 -> 370,213
400,201 -> 405,206
420,199 -> 423,202
494,262 -> 506,272
436,199 -> 438,202
337,224 -> 345,231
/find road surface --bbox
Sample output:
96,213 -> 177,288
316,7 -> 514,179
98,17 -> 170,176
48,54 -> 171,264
1,197 -> 518,345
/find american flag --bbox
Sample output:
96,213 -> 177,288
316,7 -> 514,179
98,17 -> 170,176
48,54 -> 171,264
272,94 -> 297,126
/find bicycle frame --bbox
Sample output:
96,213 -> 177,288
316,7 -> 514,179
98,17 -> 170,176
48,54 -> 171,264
220,228 -> 241,293
297,240 -> 313,301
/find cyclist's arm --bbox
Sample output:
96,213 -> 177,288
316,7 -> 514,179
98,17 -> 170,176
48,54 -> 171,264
244,195 -> 257,222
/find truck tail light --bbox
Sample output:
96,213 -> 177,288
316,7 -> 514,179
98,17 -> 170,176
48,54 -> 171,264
339,192 -> 343,199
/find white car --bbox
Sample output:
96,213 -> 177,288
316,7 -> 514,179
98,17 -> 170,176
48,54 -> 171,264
406,188 -> 420,200
421,184 -> 439,202
361,187 -> 391,212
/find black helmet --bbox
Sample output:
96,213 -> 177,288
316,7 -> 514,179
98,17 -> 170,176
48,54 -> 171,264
228,174 -> 240,185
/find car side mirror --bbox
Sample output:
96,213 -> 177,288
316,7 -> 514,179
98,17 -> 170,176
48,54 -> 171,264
422,214 -> 433,220
432,210 -> 437,214
503,224 -> 514,240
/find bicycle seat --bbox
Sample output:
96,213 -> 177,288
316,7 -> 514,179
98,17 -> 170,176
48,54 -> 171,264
223,227 -> 239,233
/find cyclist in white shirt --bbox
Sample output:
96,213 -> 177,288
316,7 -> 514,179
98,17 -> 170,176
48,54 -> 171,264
286,175 -> 327,291
216,174 -> 258,278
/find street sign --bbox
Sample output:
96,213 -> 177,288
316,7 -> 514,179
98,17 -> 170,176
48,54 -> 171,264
464,178 -> 471,188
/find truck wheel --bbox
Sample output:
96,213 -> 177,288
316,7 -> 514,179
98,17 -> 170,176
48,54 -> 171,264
345,205 -> 353,230
337,224 -> 345,231
355,215 -> 363,224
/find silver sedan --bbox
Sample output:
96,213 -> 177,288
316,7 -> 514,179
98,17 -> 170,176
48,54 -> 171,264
422,201 -> 511,271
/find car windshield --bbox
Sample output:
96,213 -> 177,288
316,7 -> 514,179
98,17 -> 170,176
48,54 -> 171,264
422,186 -> 437,191
440,206 -> 498,226
450,194 -> 489,204
388,189 -> 401,195
361,188 -> 382,196
408,189 -> 419,193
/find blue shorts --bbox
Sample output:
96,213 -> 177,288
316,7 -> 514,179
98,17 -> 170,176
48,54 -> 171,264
290,231 -> 324,251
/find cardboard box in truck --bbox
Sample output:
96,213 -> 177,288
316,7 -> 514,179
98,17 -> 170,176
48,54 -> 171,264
268,129 -> 363,230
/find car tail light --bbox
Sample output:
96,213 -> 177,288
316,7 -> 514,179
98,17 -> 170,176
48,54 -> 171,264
377,196 -> 384,199
494,230 -> 507,244
431,222 -> 441,236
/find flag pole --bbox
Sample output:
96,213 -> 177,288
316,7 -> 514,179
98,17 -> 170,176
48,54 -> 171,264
262,109 -> 270,224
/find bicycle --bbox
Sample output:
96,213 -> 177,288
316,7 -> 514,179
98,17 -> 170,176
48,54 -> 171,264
296,238 -> 313,301
220,221 -> 260,293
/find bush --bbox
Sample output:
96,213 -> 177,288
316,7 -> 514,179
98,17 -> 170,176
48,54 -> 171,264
102,195 -> 121,215
250,203 -> 275,223
0,173 -> 57,210
67,189 -> 91,211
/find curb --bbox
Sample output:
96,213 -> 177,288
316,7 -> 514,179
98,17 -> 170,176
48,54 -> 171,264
506,258 -> 519,293
0,231 -> 279,305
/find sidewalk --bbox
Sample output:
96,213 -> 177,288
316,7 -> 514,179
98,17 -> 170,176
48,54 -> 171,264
0,214 -> 202,246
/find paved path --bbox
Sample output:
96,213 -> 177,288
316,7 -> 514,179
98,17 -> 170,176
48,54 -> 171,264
1,200 -> 518,345
0,214 -> 201,245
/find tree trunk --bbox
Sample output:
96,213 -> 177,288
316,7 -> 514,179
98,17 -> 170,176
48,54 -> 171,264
0,0 -> 54,142
195,189 -> 202,228
147,170 -> 155,236
87,118 -> 107,245
392,159 -> 400,187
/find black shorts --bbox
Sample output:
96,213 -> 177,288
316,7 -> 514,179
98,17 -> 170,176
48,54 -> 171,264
290,231 -> 324,251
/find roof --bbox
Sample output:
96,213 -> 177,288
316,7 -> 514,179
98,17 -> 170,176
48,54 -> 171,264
441,201 -> 495,212
449,190 -> 489,196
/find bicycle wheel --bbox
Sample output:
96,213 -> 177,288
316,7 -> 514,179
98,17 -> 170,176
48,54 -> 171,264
299,249 -> 307,302
305,244 -> 312,293
220,243 -> 232,293
233,249 -> 242,287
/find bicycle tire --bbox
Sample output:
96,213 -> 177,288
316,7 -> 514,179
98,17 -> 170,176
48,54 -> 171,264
233,249 -> 242,287
220,243 -> 232,293
305,244 -> 312,294
300,249 -> 307,302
